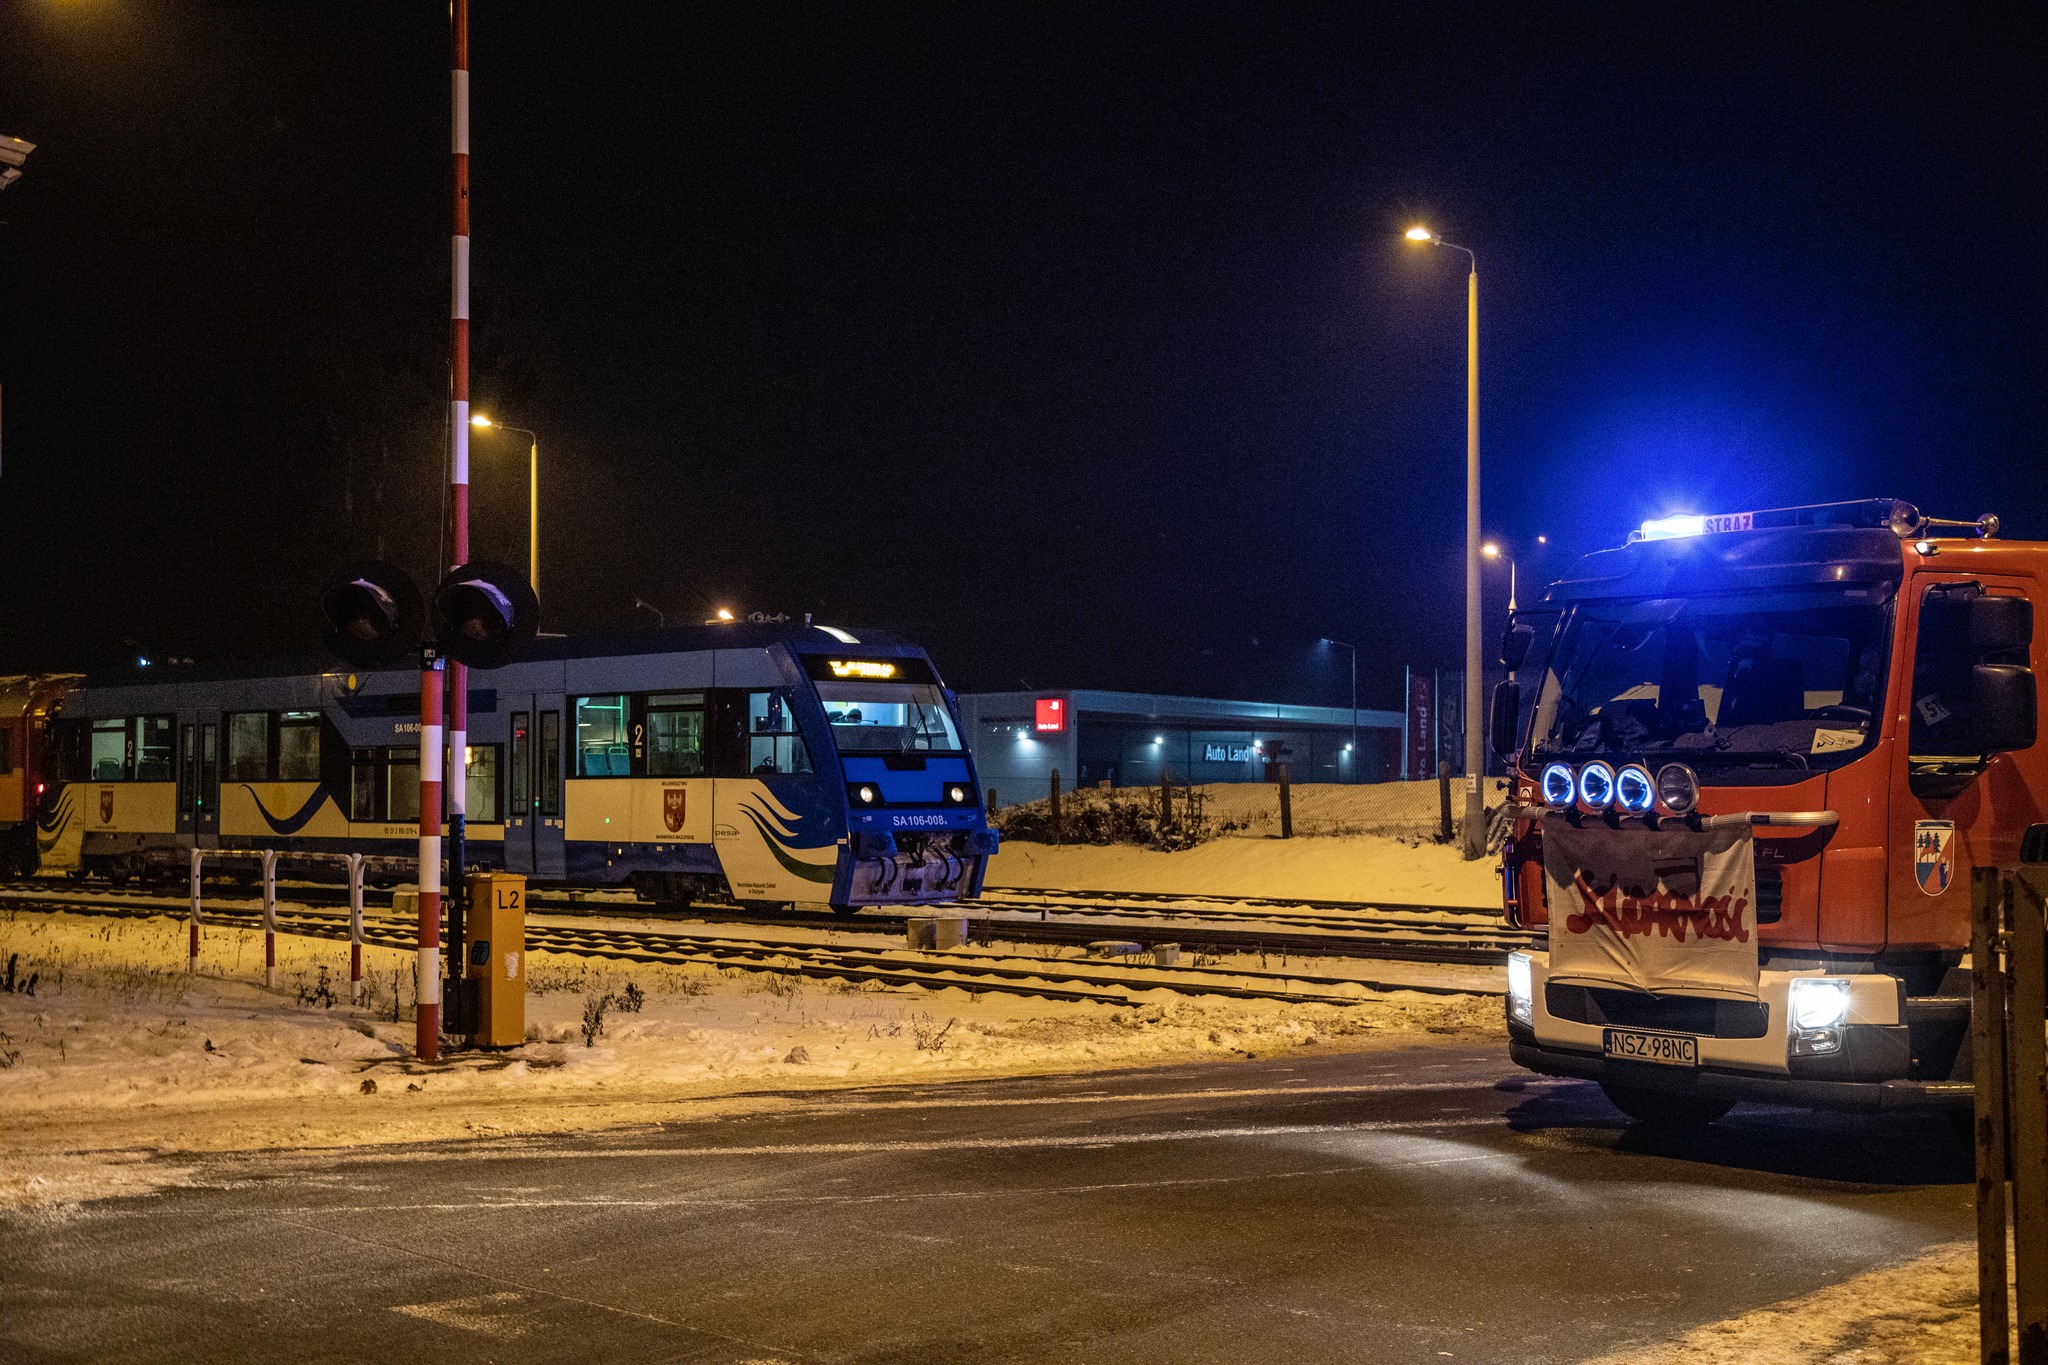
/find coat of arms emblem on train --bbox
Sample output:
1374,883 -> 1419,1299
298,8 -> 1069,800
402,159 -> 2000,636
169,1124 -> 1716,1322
663,787 -> 687,833
99,789 -> 114,824
1914,820 -> 1955,896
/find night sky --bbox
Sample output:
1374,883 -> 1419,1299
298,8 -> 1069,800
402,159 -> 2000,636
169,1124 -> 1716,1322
2,3 -> 2043,711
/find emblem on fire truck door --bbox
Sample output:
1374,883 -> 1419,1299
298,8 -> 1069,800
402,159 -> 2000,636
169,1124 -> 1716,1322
1914,820 -> 1955,896
663,787 -> 687,834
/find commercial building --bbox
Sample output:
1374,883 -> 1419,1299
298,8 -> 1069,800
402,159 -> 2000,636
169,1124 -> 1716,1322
958,689 -> 1405,808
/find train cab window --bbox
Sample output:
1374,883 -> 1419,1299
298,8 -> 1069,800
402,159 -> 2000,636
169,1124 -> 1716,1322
646,692 -> 707,777
90,718 -> 126,780
278,712 -> 321,781
746,689 -> 812,775
386,750 -> 420,823
819,681 -> 962,753
575,695 -> 630,777
539,711 -> 562,816
510,713 -> 531,814
465,744 -> 500,823
227,712 -> 269,781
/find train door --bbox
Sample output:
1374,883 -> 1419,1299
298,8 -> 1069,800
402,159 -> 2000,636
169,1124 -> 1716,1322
504,701 -> 565,880
179,721 -> 219,845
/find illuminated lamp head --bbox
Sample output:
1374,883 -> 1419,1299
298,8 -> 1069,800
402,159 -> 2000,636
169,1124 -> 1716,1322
1614,764 -> 1656,815
1539,762 -> 1577,808
1576,760 -> 1616,812
1654,762 -> 1700,816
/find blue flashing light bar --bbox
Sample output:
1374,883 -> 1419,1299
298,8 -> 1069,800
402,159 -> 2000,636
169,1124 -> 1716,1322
1631,499 -> 1930,545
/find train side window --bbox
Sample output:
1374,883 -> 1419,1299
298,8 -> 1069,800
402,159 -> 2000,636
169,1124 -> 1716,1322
466,744 -> 500,823
510,713 -> 531,814
574,694 -> 630,777
350,749 -> 381,821
90,718 -> 126,780
646,692 -> 707,777
226,712 -> 270,781
199,725 -> 217,809
746,689 -> 812,775
278,711 -> 321,781
386,749 -> 420,823
178,725 -> 195,809
0,727 -> 13,774
539,711 -> 562,816
132,716 -> 175,782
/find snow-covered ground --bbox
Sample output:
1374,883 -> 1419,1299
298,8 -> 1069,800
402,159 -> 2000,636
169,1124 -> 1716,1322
0,909 -> 1496,1211
988,829 -> 1502,905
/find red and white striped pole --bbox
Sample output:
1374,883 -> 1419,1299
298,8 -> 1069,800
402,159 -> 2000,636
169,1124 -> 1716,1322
416,658 -> 445,1059
445,0 -> 471,1027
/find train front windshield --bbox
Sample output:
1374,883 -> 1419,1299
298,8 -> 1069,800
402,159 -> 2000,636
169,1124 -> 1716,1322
818,681 -> 962,753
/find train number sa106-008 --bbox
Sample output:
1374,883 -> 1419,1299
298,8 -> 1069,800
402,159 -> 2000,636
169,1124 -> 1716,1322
889,812 -> 952,829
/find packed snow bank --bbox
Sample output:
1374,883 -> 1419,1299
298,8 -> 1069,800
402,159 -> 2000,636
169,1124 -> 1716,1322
987,830 -> 1501,906
0,910 -> 1497,1211
1587,1238 -> 1993,1365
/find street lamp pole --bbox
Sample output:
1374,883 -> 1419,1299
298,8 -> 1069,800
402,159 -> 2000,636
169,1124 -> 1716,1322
469,416 -> 539,619
1406,226 -> 1486,860
1320,638 -> 1359,782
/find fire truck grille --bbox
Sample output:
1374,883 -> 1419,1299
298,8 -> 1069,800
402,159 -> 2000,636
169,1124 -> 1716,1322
1755,865 -> 1783,924
1545,984 -> 1770,1038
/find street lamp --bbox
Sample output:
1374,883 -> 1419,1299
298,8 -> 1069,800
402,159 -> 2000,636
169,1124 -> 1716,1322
1319,637 -> 1359,782
1405,223 -> 1484,859
1481,542 -> 1515,611
468,415 -> 539,612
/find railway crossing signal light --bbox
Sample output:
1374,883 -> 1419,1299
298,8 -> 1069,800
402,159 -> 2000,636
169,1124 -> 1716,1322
320,562 -> 423,668
432,560 -> 539,669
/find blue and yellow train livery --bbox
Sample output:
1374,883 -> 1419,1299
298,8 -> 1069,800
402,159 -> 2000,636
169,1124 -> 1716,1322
39,623 -> 999,911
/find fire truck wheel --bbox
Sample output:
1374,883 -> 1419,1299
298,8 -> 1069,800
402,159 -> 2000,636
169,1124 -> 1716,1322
1599,1082 -> 1734,1133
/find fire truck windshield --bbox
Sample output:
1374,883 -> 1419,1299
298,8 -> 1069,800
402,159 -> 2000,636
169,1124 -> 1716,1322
1528,586 -> 1894,775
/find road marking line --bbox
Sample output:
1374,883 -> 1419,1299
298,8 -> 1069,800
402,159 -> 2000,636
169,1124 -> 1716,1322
390,1291 -> 531,1338
764,1074 -> 1542,1115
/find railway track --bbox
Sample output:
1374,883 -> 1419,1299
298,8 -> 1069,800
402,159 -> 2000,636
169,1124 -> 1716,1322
3,894 -> 1502,1007
0,876 -> 1533,968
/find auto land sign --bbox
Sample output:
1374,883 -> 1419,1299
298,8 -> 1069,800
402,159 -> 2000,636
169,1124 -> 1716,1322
1543,815 -> 1760,1000
1913,820 -> 1954,896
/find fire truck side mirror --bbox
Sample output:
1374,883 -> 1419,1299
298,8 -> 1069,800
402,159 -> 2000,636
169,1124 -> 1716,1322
320,562 -> 423,668
1971,596 -> 2032,656
1488,679 -> 1522,758
1972,663 -> 2037,754
1500,621 -> 1534,670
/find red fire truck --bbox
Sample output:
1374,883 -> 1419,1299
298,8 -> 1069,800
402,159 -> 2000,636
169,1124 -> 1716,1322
1494,499 -> 2039,1128
0,674 -> 82,876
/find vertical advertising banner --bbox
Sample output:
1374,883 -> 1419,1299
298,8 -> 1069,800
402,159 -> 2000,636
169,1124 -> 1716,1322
1406,672 -> 1436,780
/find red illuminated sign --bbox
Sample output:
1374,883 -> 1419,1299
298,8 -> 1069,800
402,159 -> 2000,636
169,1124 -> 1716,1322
1034,697 -> 1066,733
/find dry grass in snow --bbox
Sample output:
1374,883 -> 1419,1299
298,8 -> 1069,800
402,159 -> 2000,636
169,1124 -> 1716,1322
0,909 -> 1495,1212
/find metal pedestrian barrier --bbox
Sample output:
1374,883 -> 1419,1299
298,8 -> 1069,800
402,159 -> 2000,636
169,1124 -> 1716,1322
187,849 -> 373,1001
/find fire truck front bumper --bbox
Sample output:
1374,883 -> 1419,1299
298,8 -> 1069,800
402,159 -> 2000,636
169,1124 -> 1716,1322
1503,950 -> 1974,1113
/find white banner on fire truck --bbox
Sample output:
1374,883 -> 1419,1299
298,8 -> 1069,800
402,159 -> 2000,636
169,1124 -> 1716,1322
1542,815 -> 1760,1001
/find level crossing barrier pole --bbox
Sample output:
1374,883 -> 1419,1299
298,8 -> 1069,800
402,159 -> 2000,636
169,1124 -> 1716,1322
2011,867 -> 2048,1363
188,847 -> 203,973
347,853 -> 366,1005
261,849 -> 279,989
1973,867 -> 2012,1365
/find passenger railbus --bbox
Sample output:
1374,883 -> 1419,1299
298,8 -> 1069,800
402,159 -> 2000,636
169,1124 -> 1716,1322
32,623 -> 999,911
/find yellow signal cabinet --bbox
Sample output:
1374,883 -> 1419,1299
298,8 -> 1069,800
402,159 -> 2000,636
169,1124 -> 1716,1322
464,872 -> 526,1047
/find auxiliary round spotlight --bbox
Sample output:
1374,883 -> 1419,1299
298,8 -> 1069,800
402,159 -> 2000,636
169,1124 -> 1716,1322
1614,764 -> 1656,815
1654,762 -> 1700,816
1577,760 -> 1616,811
1539,762 -> 1577,808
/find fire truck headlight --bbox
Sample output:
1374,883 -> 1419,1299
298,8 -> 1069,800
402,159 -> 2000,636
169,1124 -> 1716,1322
1790,977 -> 1851,1055
1577,761 -> 1616,811
1614,764 -> 1656,815
1654,762 -> 1700,816
1539,762 -> 1577,808
1506,953 -> 1534,1027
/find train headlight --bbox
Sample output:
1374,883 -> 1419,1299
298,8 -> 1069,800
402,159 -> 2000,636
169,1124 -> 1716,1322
1539,762 -> 1577,808
1654,762 -> 1700,816
1576,760 -> 1616,811
942,784 -> 974,807
1614,764 -> 1655,815
848,783 -> 882,808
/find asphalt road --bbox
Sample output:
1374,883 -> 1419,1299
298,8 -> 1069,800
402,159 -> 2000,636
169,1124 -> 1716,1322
1,1041 -> 1974,1364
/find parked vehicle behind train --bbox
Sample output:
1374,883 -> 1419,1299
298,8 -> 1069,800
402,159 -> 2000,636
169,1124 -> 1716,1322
31,623 -> 999,912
